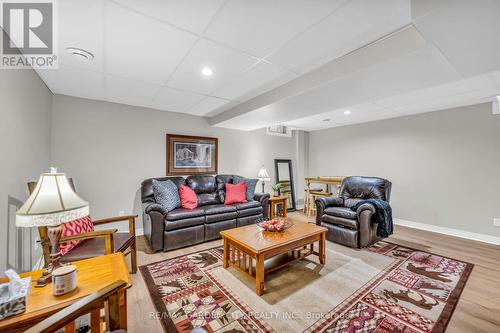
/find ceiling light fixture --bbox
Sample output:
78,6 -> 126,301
201,67 -> 213,76
344,110 -> 351,115
322,118 -> 331,122
66,47 -> 94,62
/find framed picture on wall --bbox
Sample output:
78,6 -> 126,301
166,134 -> 218,175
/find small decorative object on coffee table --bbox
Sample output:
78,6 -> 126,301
220,220 -> 327,295
268,195 -> 288,219
257,218 -> 292,232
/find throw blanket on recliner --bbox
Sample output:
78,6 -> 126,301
350,199 -> 393,238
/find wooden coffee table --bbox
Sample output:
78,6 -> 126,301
220,221 -> 327,295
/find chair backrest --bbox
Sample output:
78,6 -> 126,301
28,178 -> 76,266
339,176 -> 392,203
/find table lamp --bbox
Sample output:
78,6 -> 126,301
257,166 -> 271,193
16,168 -> 89,287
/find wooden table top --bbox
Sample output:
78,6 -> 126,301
0,253 -> 131,330
305,176 -> 345,184
268,195 -> 288,202
220,221 -> 327,254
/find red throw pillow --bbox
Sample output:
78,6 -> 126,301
60,215 -> 94,255
225,181 -> 247,205
179,185 -> 198,209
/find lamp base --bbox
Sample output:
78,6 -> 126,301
261,181 -> 265,193
36,225 -> 65,288
36,252 -> 64,287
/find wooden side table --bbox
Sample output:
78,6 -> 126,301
268,195 -> 288,219
0,253 -> 131,333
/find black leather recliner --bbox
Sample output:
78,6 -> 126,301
315,176 -> 392,248
141,175 -> 270,252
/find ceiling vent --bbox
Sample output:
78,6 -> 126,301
267,125 -> 292,137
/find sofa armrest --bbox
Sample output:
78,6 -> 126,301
254,193 -> 270,220
315,197 -> 344,225
142,203 -> 167,252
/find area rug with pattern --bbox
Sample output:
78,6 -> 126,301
139,241 -> 473,333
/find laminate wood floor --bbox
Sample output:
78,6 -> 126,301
127,212 -> 500,333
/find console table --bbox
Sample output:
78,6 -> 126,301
0,253 -> 131,333
268,195 -> 288,219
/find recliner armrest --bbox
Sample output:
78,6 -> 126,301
315,197 -> 344,225
254,192 -> 270,202
144,203 -> 168,216
355,203 -> 376,217
254,193 -> 270,220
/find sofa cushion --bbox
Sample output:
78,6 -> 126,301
234,176 -> 258,202
225,182 -> 247,204
197,192 -> 220,206
186,175 -> 216,194
216,175 -> 233,203
164,216 -> 205,231
206,211 -> 238,223
166,207 -> 205,221
324,207 -> 357,219
179,185 -> 198,209
231,201 -> 260,210
203,204 -> 236,215
237,206 -> 263,217
152,179 -> 180,212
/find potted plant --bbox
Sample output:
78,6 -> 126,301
272,183 -> 282,197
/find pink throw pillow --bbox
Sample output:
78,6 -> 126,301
225,182 -> 247,205
60,215 -> 94,255
179,185 -> 198,209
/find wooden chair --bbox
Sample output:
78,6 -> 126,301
28,180 -> 137,274
24,280 -> 128,333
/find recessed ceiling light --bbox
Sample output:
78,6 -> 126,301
344,110 -> 351,115
66,47 -> 94,62
201,67 -> 213,76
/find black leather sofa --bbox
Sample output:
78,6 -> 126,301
315,176 -> 392,248
141,175 -> 270,252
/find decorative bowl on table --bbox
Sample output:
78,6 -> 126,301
257,218 -> 293,232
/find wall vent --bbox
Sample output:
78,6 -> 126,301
267,125 -> 292,137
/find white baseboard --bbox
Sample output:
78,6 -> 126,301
394,218 -> 500,246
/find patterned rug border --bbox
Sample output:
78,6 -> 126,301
139,241 -> 474,333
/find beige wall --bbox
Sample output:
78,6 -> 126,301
0,68 -> 52,272
308,103 -> 500,238
50,95 -> 300,231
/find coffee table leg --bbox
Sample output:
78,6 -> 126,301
256,254 -> 264,295
319,232 -> 326,264
223,237 -> 230,269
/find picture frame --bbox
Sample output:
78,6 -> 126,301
166,134 -> 218,175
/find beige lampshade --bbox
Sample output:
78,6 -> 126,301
257,166 -> 270,181
16,169 -> 89,227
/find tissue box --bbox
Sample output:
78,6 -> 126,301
0,277 -> 31,320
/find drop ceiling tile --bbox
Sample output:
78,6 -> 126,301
105,1 -> 197,84
105,75 -> 161,108
112,0 -> 225,34
36,65 -> 104,100
269,0 -> 411,73
187,96 -> 236,116
167,38 -> 258,95
58,0 -> 104,72
414,0 -> 500,76
204,0 -> 347,58
150,86 -> 206,112
376,73 -> 496,109
213,61 -> 297,102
